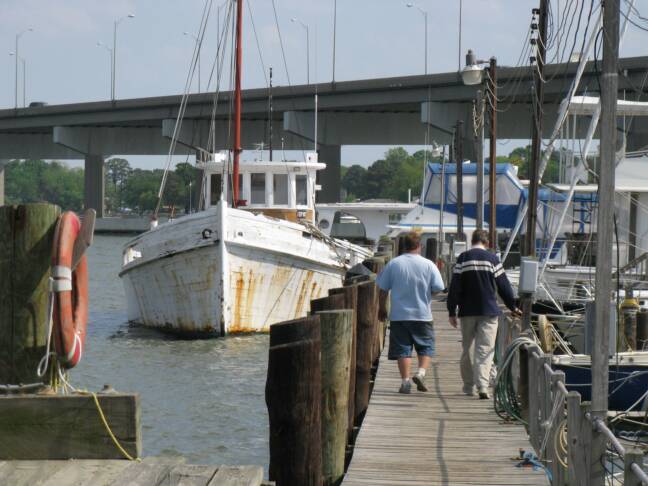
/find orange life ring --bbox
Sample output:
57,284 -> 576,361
51,211 -> 88,368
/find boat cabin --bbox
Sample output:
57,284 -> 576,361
197,151 -> 323,223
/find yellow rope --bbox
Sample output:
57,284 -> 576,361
91,392 -> 141,462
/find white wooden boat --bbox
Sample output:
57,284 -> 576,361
119,154 -> 370,336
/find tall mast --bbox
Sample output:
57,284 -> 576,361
232,0 -> 243,207
269,67 -> 273,161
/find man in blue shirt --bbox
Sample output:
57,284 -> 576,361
377,231 -> 445,394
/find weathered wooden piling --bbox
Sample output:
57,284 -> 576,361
0,203 -> 60,384
328,285 -> 359,438
266,316 -> 322,486
354,280 -> 378,423
310,294 -> 346,316
317,310 -> 353,486
425,237 -> 438,261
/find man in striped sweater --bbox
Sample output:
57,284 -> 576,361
447,229 -> 520,399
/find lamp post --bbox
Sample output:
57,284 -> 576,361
9,52 -> 27,107
462,49 -> 498,250
406,3 -> 428,75
14,28 -> 33,109
291,17 -> 310,84
113,13 -> 135,101
96,42 -> 113,99
183,32 -> 201,92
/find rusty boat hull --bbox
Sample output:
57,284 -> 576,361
119,201 -> 369,336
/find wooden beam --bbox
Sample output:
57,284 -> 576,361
0,393 -> 141,460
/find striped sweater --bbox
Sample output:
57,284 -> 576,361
446,247 -> 517,317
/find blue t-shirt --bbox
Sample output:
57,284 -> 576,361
376,253 -> 444,322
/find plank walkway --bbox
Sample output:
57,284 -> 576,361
343,301 -> 548,486
0,457 -> 267,486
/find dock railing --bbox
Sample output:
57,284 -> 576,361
520,344 -> 648,485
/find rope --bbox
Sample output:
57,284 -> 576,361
91,392 -> 140,462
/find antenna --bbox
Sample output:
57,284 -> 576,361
314,94 -> 318,151
268,67 -> 273,161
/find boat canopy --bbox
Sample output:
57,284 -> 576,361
197,152 -> 323,210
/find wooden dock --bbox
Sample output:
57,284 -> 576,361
343,302 -> 549,485
0,458 -> 268,486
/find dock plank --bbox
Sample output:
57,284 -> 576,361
343,302 -> 548,486
208,465 -> 264,486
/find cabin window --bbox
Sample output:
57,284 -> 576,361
273,174 -> 289,205
210,174 -> 222,205
251,173 -> 266,204
388,213 -> 403,224
424,174 -> 442,204
296,175 -> 308,205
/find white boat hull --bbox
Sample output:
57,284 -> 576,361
120,201 -> 368,335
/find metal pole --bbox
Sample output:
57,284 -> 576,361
112,20 -> 117,101
488,57 -> 498,250
22,59 -> 26,107
198,49 -> 201,93
332,0 -> 337,84
14,34 -> 19,109
591,0 -> 619,483
424,11 -> 428,75
232,0 -> 243,207
306,25 -> 310,85
456,120 -> 464,239
269,67 -> 273,161
458,0 -> 463,72
475,90 -> 484,230
438,145 -> 447,258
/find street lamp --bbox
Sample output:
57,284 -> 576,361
113,13 -> 135,101
183,32 -> 201,93
96,42 -> 113,99
291,17 -> 310,84
9,52 -> 27,108
406,3 -> 428,75
462,49 -> 498,249
14,28 -> 33,109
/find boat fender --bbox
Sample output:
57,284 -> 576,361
51,211 -> 89,369
202,228 -> 213,239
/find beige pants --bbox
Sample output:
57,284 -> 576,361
459,315 -> 499,390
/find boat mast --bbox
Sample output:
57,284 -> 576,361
268,67 -> 273,161
232,0 -> 243,207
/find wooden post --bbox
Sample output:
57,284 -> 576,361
269,315 -> 320,347
623,447 -> 644,486
362,256 -> 385,275
267,317 -> 322,486
540,356 -> 552,458
0,203 -> 60,384
317,310 -> 352,486
549,371 -> 566,485
566,392 -> 586,485
310,294 -> 346,315
528,353 -> 539,451
329,285 -> 359,440
354,280 -> 377,423
518,345 -> 530,425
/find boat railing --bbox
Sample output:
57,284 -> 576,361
521,346 -> 648,484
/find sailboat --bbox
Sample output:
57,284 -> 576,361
119,1 -> 370,336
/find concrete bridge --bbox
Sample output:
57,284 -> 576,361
1,56 -> 647,214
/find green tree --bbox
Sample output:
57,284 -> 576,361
105,158 -> 132,212
341,164 -> 367,200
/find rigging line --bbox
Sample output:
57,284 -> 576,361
246,0 -> 268,87
155,0 -> 213,216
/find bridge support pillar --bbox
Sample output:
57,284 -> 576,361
317,144 -> 341,203
84,155 -> 104,218
0,160 -> 6,206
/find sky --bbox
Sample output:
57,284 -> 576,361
0,0 -> 645,169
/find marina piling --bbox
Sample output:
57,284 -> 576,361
266,317 -> 322,486
310,294 -> 346,315
0,203 -> 60,384
354,280 -> 378,423
329,285 -> 359,440
317,310 -> 353,486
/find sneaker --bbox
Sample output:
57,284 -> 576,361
412,373 -> 428,392
398,381 -> 412,394
478,387 -> 490,400
462,384 -> 474,396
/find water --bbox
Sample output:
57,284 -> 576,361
74,234 -> 269,467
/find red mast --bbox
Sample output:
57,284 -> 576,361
232,0 -> 243,207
